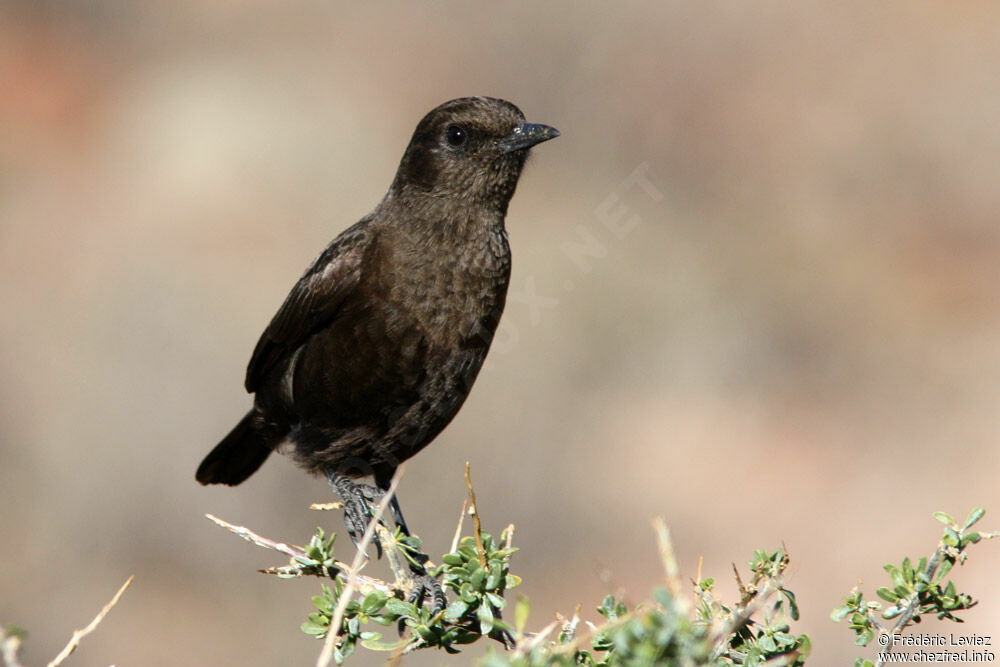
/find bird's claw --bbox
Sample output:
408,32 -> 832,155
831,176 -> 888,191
329,473 -> 385,559
407,573 -> 447,615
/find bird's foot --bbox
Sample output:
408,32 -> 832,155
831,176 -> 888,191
406,573 -> 446,615
327,473 -> 385,558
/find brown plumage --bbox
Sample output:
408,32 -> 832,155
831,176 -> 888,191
196,97 -> 558,549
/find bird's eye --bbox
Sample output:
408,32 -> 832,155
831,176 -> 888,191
445,124 -> 467,147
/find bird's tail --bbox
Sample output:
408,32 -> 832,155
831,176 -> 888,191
196,410 -> 276,485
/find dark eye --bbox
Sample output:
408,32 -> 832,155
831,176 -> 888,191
445,124 -> 467,147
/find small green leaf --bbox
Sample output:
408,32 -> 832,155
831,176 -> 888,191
964,508 -> 986,530
485,564 -> 502,590
301,619 -> 328,636
478,602 -> 495,635
441,553 -> 464,566
782,588 -> 800,620
876,587 -> 899,603
415,624 -> 436,643
444,599 -> 469,621
361,592 -> 386,615
360,634 -> 408,651
485,592 -> 505,610
384,597 -> 415,617
514,595 -> 530,634
459,583 -> 478,603
882,606 -> 902,619
934,511 -> 956,526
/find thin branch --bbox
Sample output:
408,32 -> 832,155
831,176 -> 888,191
503,523 -> 516,551
449,497 -> 469,554
47,575 -> 133,667
205,514 -> 395,594
464,462 -> 487,569
316,465 -> 405,667
206,514 -> 321,565
310,502 -> 343,511
1,626 -> 25,667
652,517 -> 682,599
709,573 -> 782,662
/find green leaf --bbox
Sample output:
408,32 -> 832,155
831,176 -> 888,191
415,624 -> 436,643
884,564 -> 904,587
831,605 -> 853,622
962,532 -> 982,547
470,567 -> 487,591
882,606 -> 902,619
782,588 -> 800,620
359,634 -> 409,651
444,599 -> 469,621
486,564 -> 502,590
514,595 -> 530,634
361,591 -> 386,615
964,508 -> 986,531
478,602 -> 495,635
441,553 -> 464,566
934,511 -> 956,526
459,583 -> 478,603
485,592 -> 506,610
301,619 -> 328,637
383,597 -> 415,618
876,587 -> 899,603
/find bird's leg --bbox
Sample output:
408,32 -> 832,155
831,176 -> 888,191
326,469 -> 384,559
372,470 -> 446,616
374,470 -> 412,537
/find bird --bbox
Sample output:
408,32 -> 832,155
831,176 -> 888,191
196,96 -> 558,586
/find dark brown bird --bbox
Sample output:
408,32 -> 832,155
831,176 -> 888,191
197,97 -> 558,560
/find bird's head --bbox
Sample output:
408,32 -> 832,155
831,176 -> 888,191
391,97 -> 559,212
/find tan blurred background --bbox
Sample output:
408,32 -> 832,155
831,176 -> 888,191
2,1 -> 999,664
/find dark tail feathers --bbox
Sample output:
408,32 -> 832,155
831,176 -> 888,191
196,411 -> 276,485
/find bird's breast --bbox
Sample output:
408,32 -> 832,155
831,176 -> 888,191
380,225 -> 511,351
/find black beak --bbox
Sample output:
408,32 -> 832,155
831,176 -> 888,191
499,122 -> 560,153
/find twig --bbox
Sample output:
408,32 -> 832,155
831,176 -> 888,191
510,619 -> 559,657
47,575 -> 133,667
1,626 -> 25,667
310,502 -> 343,511
652,517 -> 682,599
206,514 -> 321,565
316,465 -> 405,667
205,514 -> 394,594
503,523 -> 516,550
544,608 -> 640,658
464,462 -> 487,569
450,497 -> 468,554
709,573 -> 782,661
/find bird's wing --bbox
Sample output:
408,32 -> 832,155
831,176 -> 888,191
245,220 -> 372,393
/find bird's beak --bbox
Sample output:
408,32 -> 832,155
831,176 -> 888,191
499,122 -> 560,153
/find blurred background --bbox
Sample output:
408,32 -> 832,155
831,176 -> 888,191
2,1 -> 999,664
